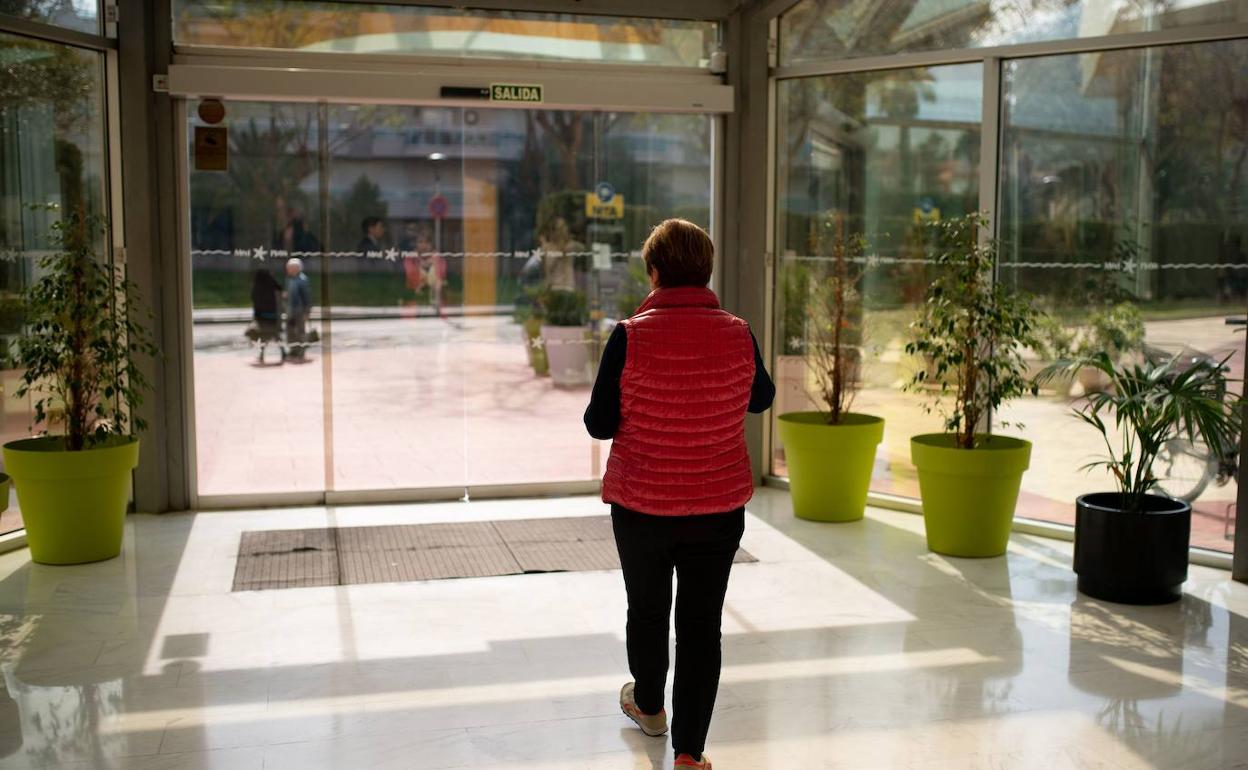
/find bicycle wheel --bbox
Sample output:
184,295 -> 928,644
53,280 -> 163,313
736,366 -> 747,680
1154,440 -> 1215,502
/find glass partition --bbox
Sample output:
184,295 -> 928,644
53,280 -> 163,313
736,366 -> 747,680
187,98 -> 714,497
188,101 -> 327,496
1,1 -> 100,35
173,1 -> 716,67
0,29 -> 107,532
772,63 -> 983,498
998,39 -> 1248,553
780,0 -> 1247,66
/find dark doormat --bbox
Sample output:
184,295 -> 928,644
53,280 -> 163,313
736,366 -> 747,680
233,515 -> 757,591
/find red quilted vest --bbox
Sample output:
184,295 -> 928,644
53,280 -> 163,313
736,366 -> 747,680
602,286 -> 757,516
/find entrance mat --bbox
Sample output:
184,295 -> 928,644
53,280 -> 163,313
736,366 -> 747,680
233,515 -> 757,591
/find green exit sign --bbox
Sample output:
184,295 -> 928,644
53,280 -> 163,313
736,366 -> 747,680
490,83 -> 544,104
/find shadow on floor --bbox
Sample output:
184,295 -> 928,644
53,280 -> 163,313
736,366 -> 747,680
0,499 -> 1242,767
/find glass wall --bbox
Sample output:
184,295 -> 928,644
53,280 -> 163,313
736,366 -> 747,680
0,29 -> 108,533
773,2 -> 1247,555
173,1 -> 716,67
187,100 -> 712,497
997,40 -> 1248,553
773,63 -> 982,498
1,1 -> 100,35
188,101 -> 327,495
780,0 -> 1248,65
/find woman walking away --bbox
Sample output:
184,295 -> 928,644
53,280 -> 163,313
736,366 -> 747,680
246,268 -> 283,363
584,219 -> 774,770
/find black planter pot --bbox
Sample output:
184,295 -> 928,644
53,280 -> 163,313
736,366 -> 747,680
1074,492 -> 1191,605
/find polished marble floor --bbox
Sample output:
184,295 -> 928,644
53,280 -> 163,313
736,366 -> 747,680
0,490 -> 1244,769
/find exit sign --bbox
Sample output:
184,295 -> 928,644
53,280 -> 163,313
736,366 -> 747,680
490,83 -> 543,104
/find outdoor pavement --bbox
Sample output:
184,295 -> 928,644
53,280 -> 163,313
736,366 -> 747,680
192,315 -> 600,497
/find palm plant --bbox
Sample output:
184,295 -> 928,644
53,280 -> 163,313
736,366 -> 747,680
1040,352 -> 1241,512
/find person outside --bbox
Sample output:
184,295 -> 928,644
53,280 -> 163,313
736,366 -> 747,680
399,222 -> 445,316
357,216 -> 386,255
246,268 -> 283,362
284,258 -> 313,360
273,199 -> 321,256
584,219 -> 775,770
538,215 -> 583,293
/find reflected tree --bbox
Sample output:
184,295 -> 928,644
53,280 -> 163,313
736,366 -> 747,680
174,0 -> 361,49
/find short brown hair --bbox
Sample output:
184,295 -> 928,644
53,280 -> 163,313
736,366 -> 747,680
642,219 -> 714,288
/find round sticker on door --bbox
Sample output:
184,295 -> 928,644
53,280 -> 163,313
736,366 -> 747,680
595,182 -> 615,203
198,98 -> 226,125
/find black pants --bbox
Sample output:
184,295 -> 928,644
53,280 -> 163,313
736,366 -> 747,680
611,504 -> 745,758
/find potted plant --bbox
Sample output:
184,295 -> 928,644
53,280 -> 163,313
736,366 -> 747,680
3,210 -> 158,565
904,213 -> 1041,557
1039,352 -> 1239,604
615,257 -> 650,321
777,214 -> 883,522
539,288 -> 591,387
1073,302 -> 1145,394
514,289 -> 549,377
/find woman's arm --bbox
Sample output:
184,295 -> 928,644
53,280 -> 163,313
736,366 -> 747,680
748,329 -> 775,414
584,324 -> 627,440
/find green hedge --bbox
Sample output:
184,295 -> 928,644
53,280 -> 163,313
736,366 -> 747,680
191,270 -> 524,309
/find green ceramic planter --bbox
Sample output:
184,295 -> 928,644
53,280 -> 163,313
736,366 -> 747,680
3,436 -> 139,565
778,412 -> 884,522
911,433 -> 1031,557
0,473 -> 9,514
522,317 -> 549,376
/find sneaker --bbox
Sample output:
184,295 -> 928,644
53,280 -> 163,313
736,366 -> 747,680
675,754 -> 711,769
619,682 -> 668,737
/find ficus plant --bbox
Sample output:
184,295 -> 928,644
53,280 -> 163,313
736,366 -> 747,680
805,212 -> 866,425
904,213 -> 1042,450
15,208 -> 159,451
1039,352 -> 1241,512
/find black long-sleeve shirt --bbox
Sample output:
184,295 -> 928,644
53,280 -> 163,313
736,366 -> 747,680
583,324 -> 775,440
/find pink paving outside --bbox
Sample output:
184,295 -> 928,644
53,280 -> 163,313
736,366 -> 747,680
192,314 -> 603,496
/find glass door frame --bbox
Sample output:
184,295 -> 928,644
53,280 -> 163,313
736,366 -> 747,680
759,7 -> 1248,571
170,52 -> 731,510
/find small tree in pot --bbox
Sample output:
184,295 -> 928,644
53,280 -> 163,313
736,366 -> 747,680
1039,352 -> 1240,604
3,210 -> 159,564
904,213 -> 1042,557
777,213 -> 884,522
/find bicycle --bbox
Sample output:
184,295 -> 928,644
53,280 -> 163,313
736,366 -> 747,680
1150,318 -> 1243,539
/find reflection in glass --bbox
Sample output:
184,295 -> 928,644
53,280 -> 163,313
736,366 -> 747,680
188,100 -> 712,495
0,0 -> 99,35
188,101 -> 327,496
773,64 -> 982,497
997,40 -> 1247,553
173,1 -> 715,67
0,31 -> 106,532
780,0 -> 1248,65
